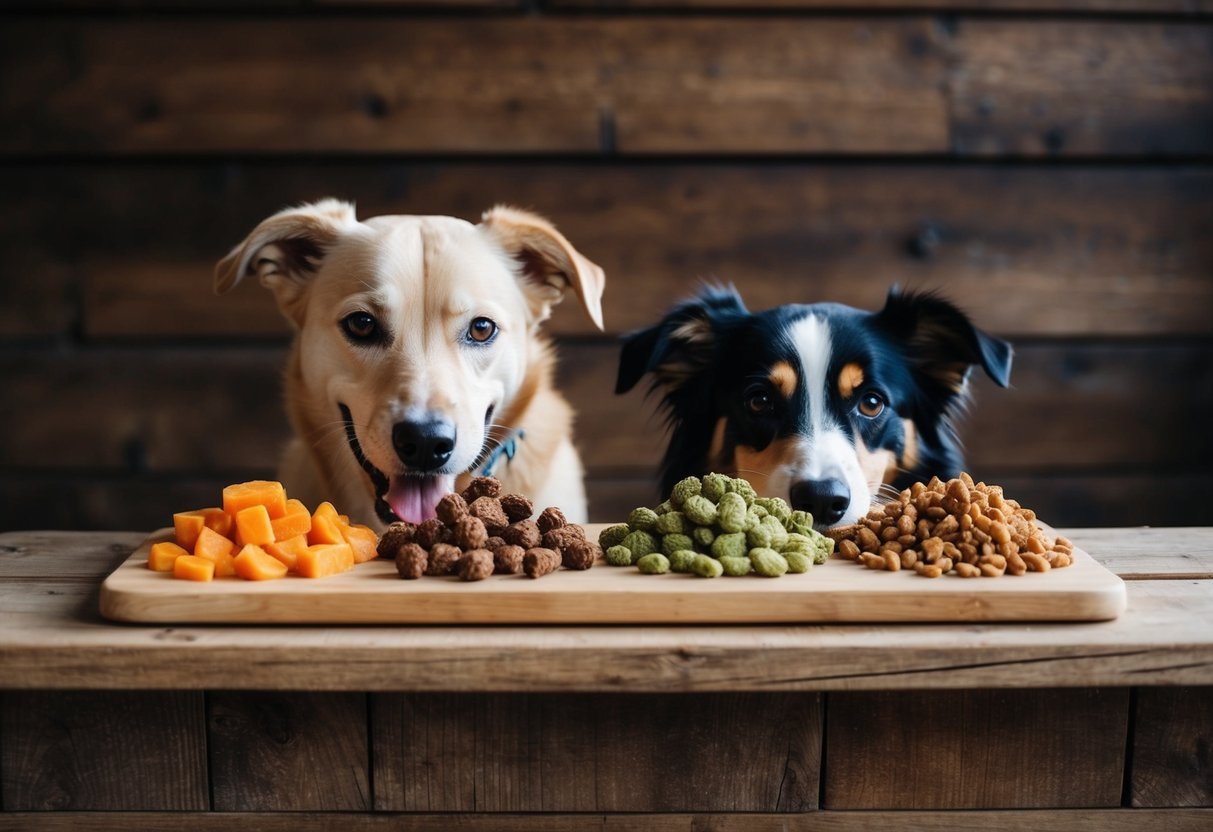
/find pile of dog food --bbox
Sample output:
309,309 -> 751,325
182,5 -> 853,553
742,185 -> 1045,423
376,476 -> 599,581
149,480 -> 379,581
829,473 -> 1074,578
601,473 -> 835,578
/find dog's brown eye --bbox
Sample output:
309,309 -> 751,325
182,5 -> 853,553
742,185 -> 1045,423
467,317 -> 498,344
746,390 -> 772,415
341,311 -> 379,343
859,392 -> 885,418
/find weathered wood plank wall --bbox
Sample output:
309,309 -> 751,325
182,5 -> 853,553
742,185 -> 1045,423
0,1 -> 1209,529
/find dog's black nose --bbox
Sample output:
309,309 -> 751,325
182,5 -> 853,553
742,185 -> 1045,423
392,419 -> 456,471
789,478 -> 850,526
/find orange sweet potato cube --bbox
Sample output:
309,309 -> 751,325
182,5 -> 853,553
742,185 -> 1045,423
173,554 -> 215,582
195,546 -> 237,578
148,540 -> 189,572
340,523 -> 380,563
297,543 -> 355,578
307,513 -> 345,546
236,504 -> 276,547
264,534 -> 308,571
234,544 -> 289,581
173,507 -> 232,549
194,525 -> 235,559
271,500 -> 312,541
223,480 -> 288,521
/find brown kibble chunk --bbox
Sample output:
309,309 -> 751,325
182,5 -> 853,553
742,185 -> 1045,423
499,493 -> 534,523
468,496 -> 509,534
856,527 -> 880,553
523,547 -> 561,578
493,545 -> 525,574
955,562 -> 980,578
536,506 -> 567,534
484,536 -> 507,553
395,542 -> 428,579
414,518 -> 449,549
501,519 -> 541,549
462,476 -> 501,502
542,525 -> 585,553
435,493 -> 469,525
839,539 -> 860,560
452,515 -> 488,550
426,542 -> 462,576
561,538 -> 599,570
458,549 -> 494,581
378,521 -> 416,559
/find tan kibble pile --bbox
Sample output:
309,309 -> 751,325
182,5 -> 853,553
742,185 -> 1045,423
828,473 -> 1074,578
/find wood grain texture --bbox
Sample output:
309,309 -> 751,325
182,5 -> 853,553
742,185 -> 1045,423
1,810 -> 1213,832
2,532 -> 1211,691
951,21 -> 1213,157
98,528 -> 1126,624
5,163 -> 1210,340
2,342 -> 1210,477
1064,528 -> 1213,580
0,17 -> 946,155
372,692 -> 820,811
0,690 -> 207,810
824,688 -> 1130,809
1131,686 -> 1213,807
207,691 -> 370,810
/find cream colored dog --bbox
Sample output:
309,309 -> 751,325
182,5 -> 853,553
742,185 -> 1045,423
215,200 -> 605,528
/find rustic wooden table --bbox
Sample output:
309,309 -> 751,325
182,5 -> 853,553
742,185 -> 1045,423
1,528 -> 1211,831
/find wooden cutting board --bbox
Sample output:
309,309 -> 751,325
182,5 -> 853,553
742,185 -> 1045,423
99,524 -> 1126,624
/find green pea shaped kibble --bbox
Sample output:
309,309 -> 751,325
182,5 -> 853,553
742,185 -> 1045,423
749,504 -> 768,520
716,492 -> 748,533
670,476 -> 702,508
728,477 -> 757,504
661,533 -> 694,557
701,473 -> 729,503
784,551 -> 813,573
711,532 -> 748,559
628,507 -> 659,531
599,523 -> 630,549
813,536 -> 835,564
654,511 -> 687,536
719,556 -> 753,577
783,533 -> 813,552
746,523 -> 774,550
620,530 -> 657,559
755,497 -> 792,524
789,510 -> 814,536
605,545 -> 634,567
750,547 -> 789,577
654,500 -> 674,516
637,553 -> 671,574
668,550 -> 698,573
762,515 -> 788,549
682,495 -> 718,527
690,554 -> 724,578
692,525 -> 716,549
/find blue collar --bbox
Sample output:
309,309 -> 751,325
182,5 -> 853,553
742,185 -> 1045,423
478,429 -> 525,478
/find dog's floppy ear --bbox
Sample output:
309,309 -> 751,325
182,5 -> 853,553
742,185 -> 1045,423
479,205 -> 605,330
214,199 -> 357,324
616,285 -> 749,395
874,287 -> 1013,392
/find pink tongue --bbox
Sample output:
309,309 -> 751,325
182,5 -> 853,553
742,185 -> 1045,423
386,474 -> 455,525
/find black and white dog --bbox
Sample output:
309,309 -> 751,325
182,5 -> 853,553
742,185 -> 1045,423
616,286 -> 1012,529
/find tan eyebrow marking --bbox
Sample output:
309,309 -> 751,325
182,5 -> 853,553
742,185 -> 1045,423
769,361 -> 798,398
838,362 -> 865,398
